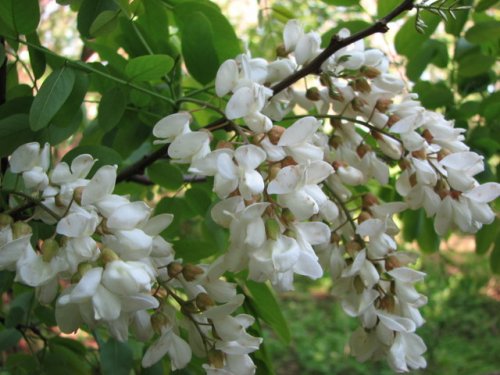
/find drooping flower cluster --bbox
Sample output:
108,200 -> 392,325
149,19 -> 499,373
1,142 -> 262,373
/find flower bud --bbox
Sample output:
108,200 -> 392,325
268,163 -> 281,181
281,156 -> 297,168
168,262 -> 184,279
329,135 -> 342,149
216,140 -> 234,150
181,300 -> 198,314
346,240 -> 363,256
378,295 -> 395,312
195,293 -> 215,311
151,312 -> 170,334
0,214 -> 13,228
276,44 -> 288,58
351,97 -> 366,112
328,86 -> 344,101
12,222 -> 32,239
385,255 -> 401,271
283,228 -> 296,239
265,218 -> 281,241
71,262 -> 93,283
281,208 -> 295,225
386,114 -> 400,127
352,78 -> 371,93
54,194 -> 66,208
375,99 -> 393,113
41,238 -> 60,262
100,247 -> 120,263
182,264 -> 204,281
357,211 -> 372,224
362,193 -> 379,208
268,126 -> 285,145
73,186 -> 84,205
356,144 -> 371,158
208,349 -> 225,369
422,129 -> 433,143
409,173 -> 418,188
411,149 -> 427,160
361,65 -> 381,79
305,87 -> 321,101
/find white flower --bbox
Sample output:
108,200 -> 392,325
142,325 -> 192,369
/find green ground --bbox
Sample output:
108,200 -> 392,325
265,246 -> 500,375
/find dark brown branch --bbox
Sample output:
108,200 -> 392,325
116,0 -> 415,183
116,144 -> 169,183
271,0 -> 415,95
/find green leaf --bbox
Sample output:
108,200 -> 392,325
98,87 -> 127,132
406,39 -> 448,81
444,0 -> 471,36
136,0 -> 170,52
402,209 -> 421,242
0,113 -> 37,157
26,32 -> 46,79
413,81 -> 453,109
89,9 -> 121,37
12,0 -> 40,34
0,271 -> 15,294
395,13 -> 441,58
5,291 -> 34,328
44,344 -> 90,375
125,55 -> 174,82
245,280 -> 291,344
377,0 -> 401,18
0,329 -> 22,351
465,21 -> 500,44
77,0 -> 119,38
457,53 -> 496,77
175,1 -> 241,83
100,338 -> 133,375
147,161 -> 184,190
417,214 -> 440,253
62,145 -> 122,176
185,187 -> 212,216
0,43 -> 5,66
29,66 -> 76,131
476,0 -> 500,11
177,11 -> 218,84
173,239 -> 219,262
490,234 -> 500,274
476,218 -> 498,255
5,353 -> 38,374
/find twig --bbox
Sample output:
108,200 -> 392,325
116,144 -> 169,183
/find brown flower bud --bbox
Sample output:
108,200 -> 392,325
362,193 -> 379,208
216,140 -> 234,150
375,99 -> 393,113
268,125 -> 285,145
356,143 -> 372,158
386,114 -> 400,127
357,211 -> 372,224
385,256 -> 401,271
351,97 -> 366,112
306,87 -> 321,101
208,349 -> 225,369
268,163 -> 281,181
346,240 -> 363,256
196,293 -> 215,311
280,156 -> 297,168
352,78 -> 371,93
379,295 -> 395,312
422,129 -> 433,143
73,186 -> 84,205
151,312 -> 170,334
276,44 -> 288,58
411,149 -> 427,160
182,264 -> 204,281
361,65 -> 381,79
168,262 -> 184,279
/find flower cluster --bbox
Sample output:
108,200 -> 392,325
2,142 -> 261,372
149,19 -> 499,372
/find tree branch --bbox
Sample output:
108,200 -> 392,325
116,144 -> 169,183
